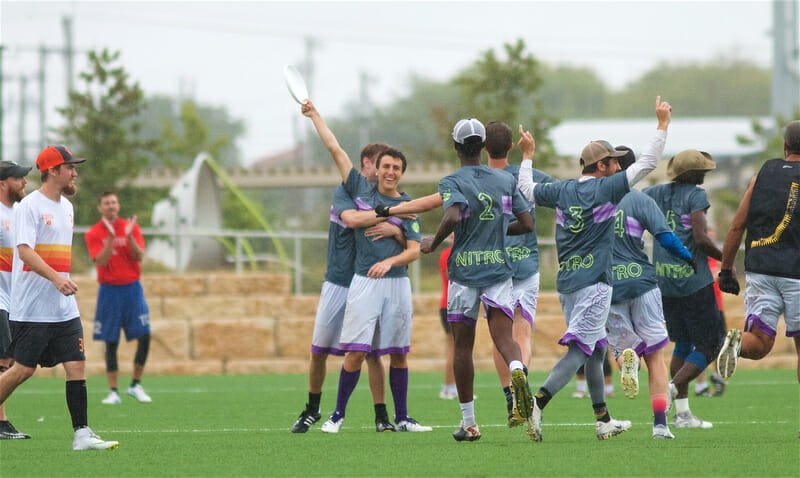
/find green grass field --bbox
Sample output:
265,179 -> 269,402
1,369 -> 797,477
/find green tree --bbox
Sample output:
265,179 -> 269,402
736,108 -> 800,163
55,49 -> 160,227
539,65 -> 608,118
609,60 -> 770,117
152,99 -> 245,169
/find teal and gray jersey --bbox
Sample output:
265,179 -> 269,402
643,183 -> 713,297
324,185 -> 357,288
533,172 -> 630,294
343,168 -> 421,278
503,165 -> 554,280
611,190 -> 671,303
440,165 -> 531,288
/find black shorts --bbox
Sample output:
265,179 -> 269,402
0,310 -> 11,359
662,284 -> 725,352
9,318 -> 85,368
439,308 -> 451,334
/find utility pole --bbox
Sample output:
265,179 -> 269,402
39,45 -> 47,149
18,75 -> 28,163
771,0 -> 800,117
62,16 -> 75,94
0,46 -> 4,160
358,71 -> 375,148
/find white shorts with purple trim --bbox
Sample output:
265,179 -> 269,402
447,278 -> 514,327
607,287 -> 669,359
512,273 -> 540,326
557,282 -> 612,356
744,272 -> 800,339
310,281 -> 349,356
339,274 -> 413,357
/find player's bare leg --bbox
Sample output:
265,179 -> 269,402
487,307 -> 532,421
492,309 -> 531,425
0,358 -> 30,439
740,327 -> 774,360
0,363 -> 34,405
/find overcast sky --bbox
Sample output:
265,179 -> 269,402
1,1 -> 776,165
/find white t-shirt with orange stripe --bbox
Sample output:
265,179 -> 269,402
11,190 -> 79,323
0,202 -> 15,312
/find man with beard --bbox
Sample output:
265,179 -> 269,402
0,161 -> 32,440
0,146 -> 118,450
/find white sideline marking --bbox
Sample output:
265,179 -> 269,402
13,379 -> 796,395
95,420 -> 790,435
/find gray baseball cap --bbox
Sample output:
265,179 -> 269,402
452,118 -> 486,144
0,161 -> 32,180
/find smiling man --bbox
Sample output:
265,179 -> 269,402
301,100 -> 430,433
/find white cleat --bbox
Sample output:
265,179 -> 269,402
572,390 -> 587,398
717,329 -> 742,380
396,418 -> 432,432
673,411 -> 712,429
526,397 -> 543,442
72,427 -> 119,450
127,384 -> 152,403
439,388 -> 458,400
652,424 -> 675,439
101,391 -> 121,405
320,413 -> 344,434
666,382 -> 678,415
620,349 -> 639,399
596,418 -> 631,440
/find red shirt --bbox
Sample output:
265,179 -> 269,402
86,218 -> 144,285
439,247 -> 451,309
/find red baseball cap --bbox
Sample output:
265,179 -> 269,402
36,146 -> 86,171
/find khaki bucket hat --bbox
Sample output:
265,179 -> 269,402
667,149 -> 715,180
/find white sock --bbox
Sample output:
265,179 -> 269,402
446,384 -> 457,393
604,384 -> 614,394
508,360 -> 524,372
676,398 -> 690,414
460,400 -> 476,427
576,380 -> 587,393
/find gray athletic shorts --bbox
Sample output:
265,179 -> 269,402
339,274 -> 413,357
512,273 -> 540,326
447,278 -> 514,327
558,282 -> 612,356
310,281 -> 349,356
607,287 -> 669,359
744,272 -> 800,339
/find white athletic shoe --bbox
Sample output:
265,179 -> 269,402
652,424 -> 675,439
396,417 -> 432,432
673,411 -> 712,429
666,381 -> 678,415
572,390 -> 587,398
439,388 -> 458,400
620,348 -> 639,399
717,328 -> 742,380
526,396 -> 543,442
320,413 -> 344,434
101,391 -> 121,405
127,384 -> 152,403
72,427 -> 119,450
596,418 -> 631,440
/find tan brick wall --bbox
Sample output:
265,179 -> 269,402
70,272 -> 795,376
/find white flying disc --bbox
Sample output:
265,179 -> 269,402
284,64 -> 309,105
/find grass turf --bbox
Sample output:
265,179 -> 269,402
1,369 -> 797,477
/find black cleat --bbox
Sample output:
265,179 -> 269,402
453,421 -> 481,442
0,421 -> 31,440
375,417 -> 395,432
291,408 -> 321,433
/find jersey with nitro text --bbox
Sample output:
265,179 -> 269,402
643,183 -> 713,297
343,168 -> 421,278
85,218 -> 144,285
11,190 -> 79,323
611,190 -> 671,303
533,172 -> 629,294
503,165 -> 554,280
440,165 -> 531,288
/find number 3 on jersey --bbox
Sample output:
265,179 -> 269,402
477,192 -> 495,221
568,206 -> 584,233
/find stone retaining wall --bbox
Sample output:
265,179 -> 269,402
36,272 -> 796,377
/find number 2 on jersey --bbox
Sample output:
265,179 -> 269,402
477,192 -> 495,221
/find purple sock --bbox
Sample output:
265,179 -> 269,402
334,367 -> 361,417
390,366 -> 409,422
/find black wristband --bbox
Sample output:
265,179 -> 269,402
375,205 -> 391,218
